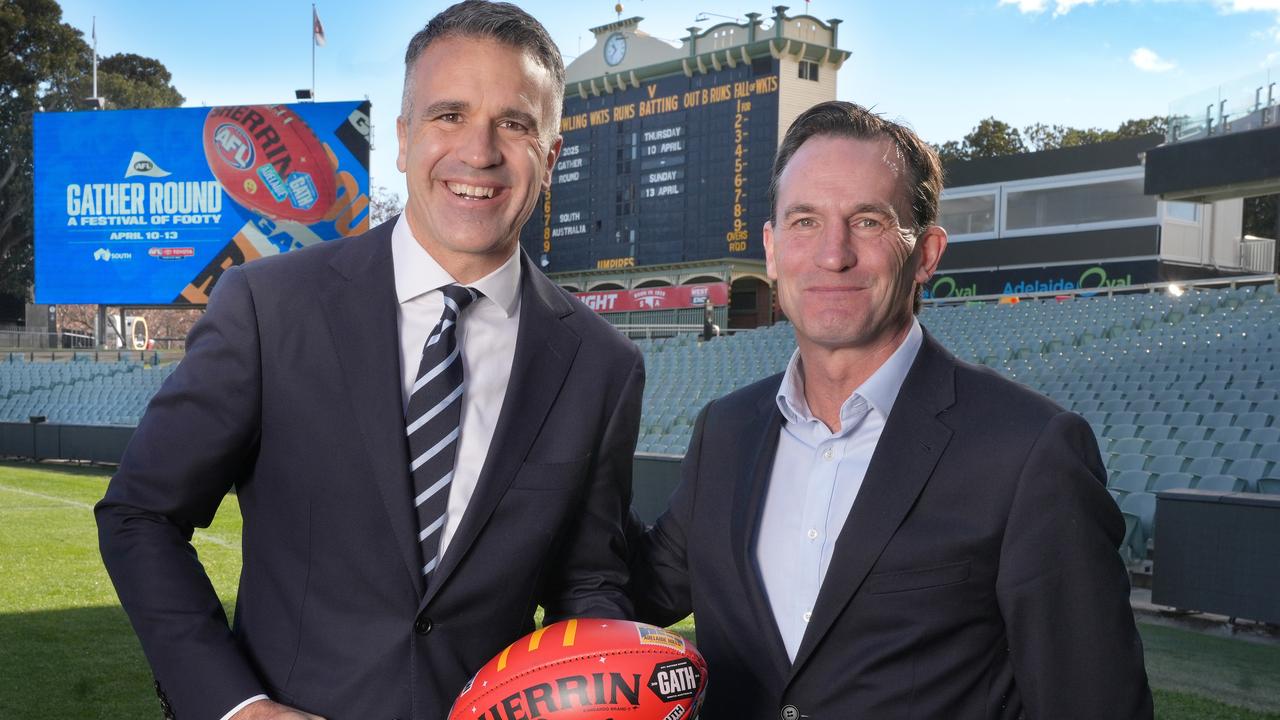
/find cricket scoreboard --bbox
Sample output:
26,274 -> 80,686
520,58 -> 780,272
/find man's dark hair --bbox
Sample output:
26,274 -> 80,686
401,0 -> 565,131
769,101 -> 944,313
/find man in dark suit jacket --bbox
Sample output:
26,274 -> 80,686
97,3 -> 642,719
630,101 -> 1152,719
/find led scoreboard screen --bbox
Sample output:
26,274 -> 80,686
520,59 -> 779,272
33,100 -> 370,305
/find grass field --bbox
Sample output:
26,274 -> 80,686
2,460 -> 1278,719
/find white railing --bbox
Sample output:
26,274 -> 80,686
1241,237 -> 1276,274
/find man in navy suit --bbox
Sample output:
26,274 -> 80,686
97,3 -> 643,719
630,101 -> 1152,719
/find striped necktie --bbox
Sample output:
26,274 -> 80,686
407,283 -> 480,585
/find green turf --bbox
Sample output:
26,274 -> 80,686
2,460 -> 1278,719
0,461 -> 241,718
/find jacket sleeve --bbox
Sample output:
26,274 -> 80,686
540,347 -> 646,622
996,410 -> 1154,719
627,402 -> 710,627
96,266 -> 267,720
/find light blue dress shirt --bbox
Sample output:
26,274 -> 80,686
756,319 -> 923,661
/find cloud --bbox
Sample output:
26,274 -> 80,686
1131,47 -> 1177,72
998,0 -> 1048,12
997,0 -> 1098,15
1211,0 -> 1280,11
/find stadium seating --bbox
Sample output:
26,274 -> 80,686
629,282 -> 1277,569
0,354 -> 175,426
3,281 -> 1278,564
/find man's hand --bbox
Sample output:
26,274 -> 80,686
231,699 -> 326,720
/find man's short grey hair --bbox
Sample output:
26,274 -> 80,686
401,0 -> 565,137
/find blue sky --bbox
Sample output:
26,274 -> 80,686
54,0 -> 1280,203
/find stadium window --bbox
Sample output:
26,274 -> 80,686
798,61 -> 819,82
939,193 -> 997,238
1164,201 -> 1200,223
1005,177 -> 1155,231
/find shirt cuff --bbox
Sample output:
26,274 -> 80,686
219,694 -> 269,720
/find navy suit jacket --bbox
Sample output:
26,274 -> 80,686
97,218 -> 644,720
631,331 -> 1152,719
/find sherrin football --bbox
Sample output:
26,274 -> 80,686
450,619 -> 708,720
202,104 -> 337,225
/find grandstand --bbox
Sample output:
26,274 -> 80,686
636,280 -> 1280,563
3,279 -> 1278,564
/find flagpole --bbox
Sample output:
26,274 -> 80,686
92,16 -> 98,100
311,4 -> 316,100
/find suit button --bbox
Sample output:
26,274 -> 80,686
414,616 -> 433,635
781,705 -> 799,720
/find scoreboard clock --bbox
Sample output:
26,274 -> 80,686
604,32 -> 627,66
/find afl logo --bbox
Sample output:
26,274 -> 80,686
211,123 -> 255,170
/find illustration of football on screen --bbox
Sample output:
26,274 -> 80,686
202,104 -> 338,225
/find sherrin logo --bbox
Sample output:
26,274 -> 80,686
211,123 -> 255,170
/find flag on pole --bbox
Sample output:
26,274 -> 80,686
313,7 -> 326,47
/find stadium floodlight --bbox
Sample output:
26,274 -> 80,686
295,89 -> 314,101
1168,284 -> 1186,297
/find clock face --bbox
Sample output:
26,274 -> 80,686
604,32 -> 627,66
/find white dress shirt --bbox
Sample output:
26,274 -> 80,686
756,319 -> 922,661
222,217 -> 522,720
391,213 -> 522,560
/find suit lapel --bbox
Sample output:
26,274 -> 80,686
319,221 -> 425,595
728,384 -> 794,680
787,333 -> 957,678
422,251 -> 580,607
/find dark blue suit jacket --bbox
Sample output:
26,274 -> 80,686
631,331 -> 1152,719
97,218 -> 644,719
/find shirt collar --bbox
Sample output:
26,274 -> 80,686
776,317 -> 923,427
390,214 -> 522,318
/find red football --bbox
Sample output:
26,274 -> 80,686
202,104 -> 337,224
450,619 -> 708,720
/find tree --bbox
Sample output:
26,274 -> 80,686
938,116 -> 1171,161
962,117 -> 1026,159
931,118 -> 1025,163
370,186 -> 404,226
0,1 -> 183,300
0,0 -> 87,298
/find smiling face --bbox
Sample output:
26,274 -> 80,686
396,36 -> 562,282
764,134 -> 946,355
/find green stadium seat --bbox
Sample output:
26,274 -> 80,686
1109,437 -> 1147,456
1110,470 -> 1153,494
1119,492 -> 1157,543
1249,427 -> 1280,446
1137,425 -> 1174,441
1151,472 -> 1195,492
1217,441 -> 1258,462
1146,439 -> 1183,457
1181,440 -> 1219,459
1186,456 -> 1228,478
1257,478 -> 1280,495
1195,475 -> 1247,492
1146,455 -> 1186,474
1207,426 -> 1246,444
1226,459 -> 1272,484
1107,424 -> 1140,440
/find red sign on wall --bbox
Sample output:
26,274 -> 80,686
574,283 -> 730,313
